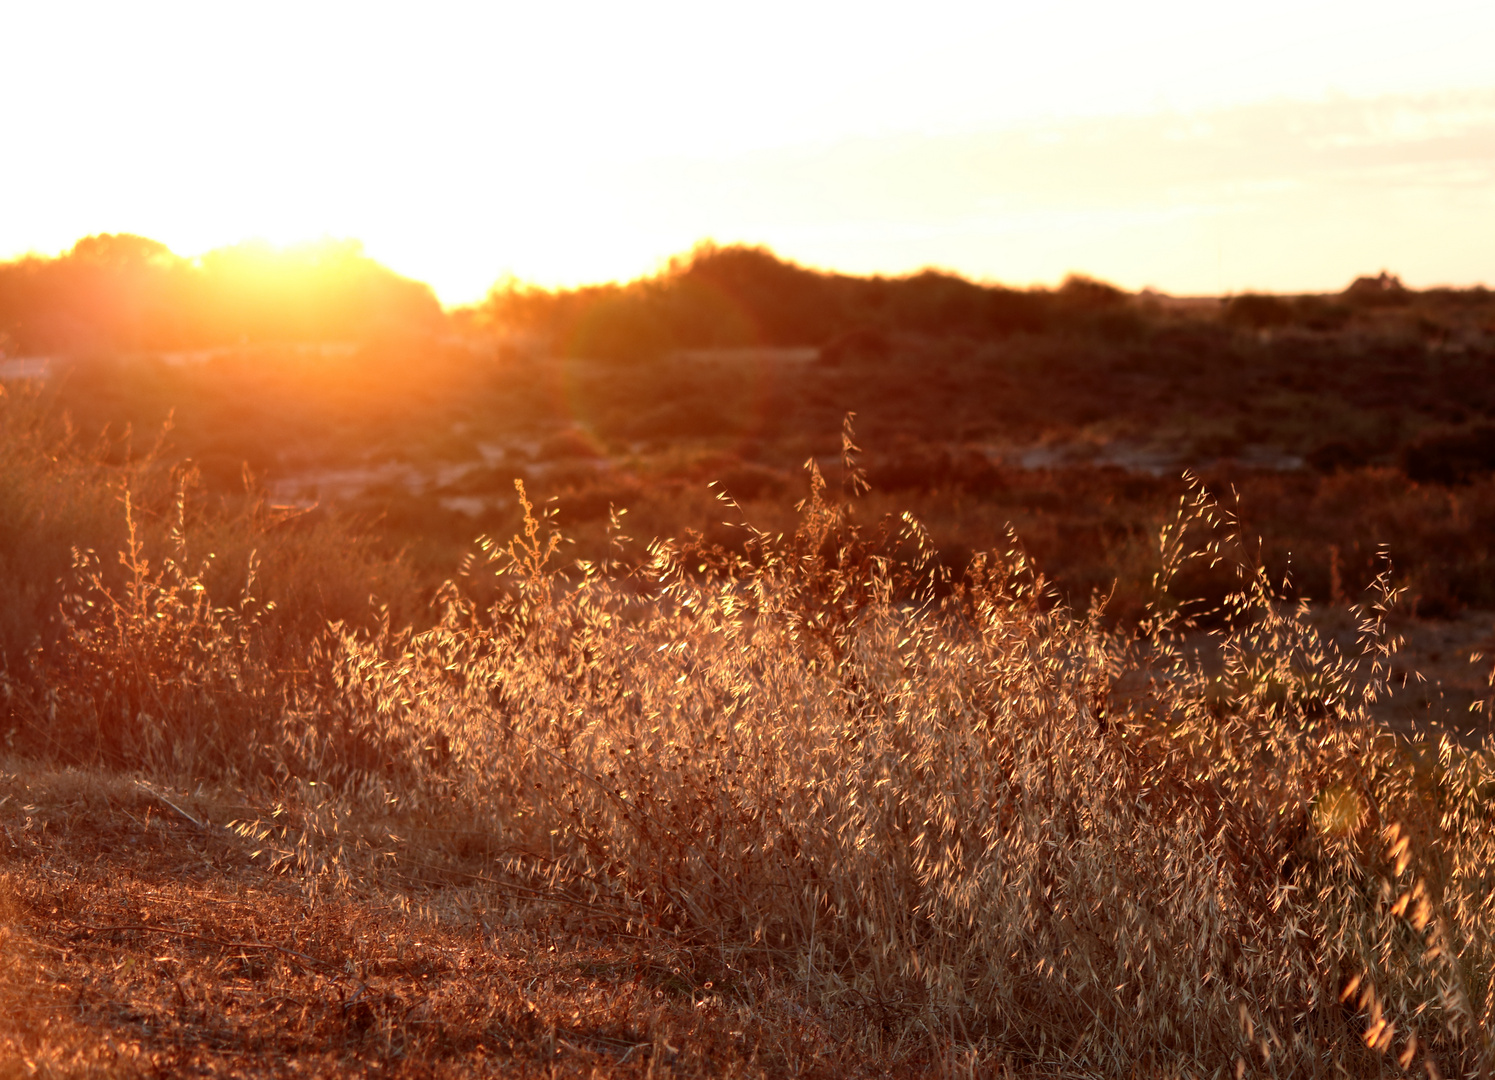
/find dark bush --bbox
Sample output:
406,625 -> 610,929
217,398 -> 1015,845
819,327 -> 892,366
1307,441 -> 1368,474
483,247 -> 1056,361
1291,296 -> 1352,331
868,446 -> 954,492
1224,293 -> 1293,329
622,399 -> 733,440
1191,429 -> 1245,460
536,428 -> 606,460
566,291 -> 675,362
1343,271 -> 1412,309
1090,308 -> 1146,342
677,243 -> 842,345
1056,275 -> 1127,312
554,480 -> 644,523
1403,424 -> 1495,484
713,462 -> 789,502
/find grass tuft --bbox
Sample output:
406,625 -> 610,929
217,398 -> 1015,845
2,395 -> 1493,1076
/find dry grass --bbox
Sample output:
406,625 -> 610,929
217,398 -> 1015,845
308,464 -> 1492,1077
0,768 -> 859,1078
3,401 -> 1495,1076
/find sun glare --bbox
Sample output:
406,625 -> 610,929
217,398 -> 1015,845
3,1 -> 1494,299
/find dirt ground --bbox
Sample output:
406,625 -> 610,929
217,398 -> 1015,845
1322,609 -> 1495,745
0,770 -> 864,1079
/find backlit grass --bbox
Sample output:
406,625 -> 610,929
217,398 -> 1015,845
2,396 -> 1493,1076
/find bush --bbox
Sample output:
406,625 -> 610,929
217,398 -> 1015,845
1344,272 -> 1413,309
1293,295 -> 1353,330
0,385 -> 420,772
1308,440 -> 1370,473
818,326 -> 892,366
1403,424 -> 1495,484
1225,293 -> 1294,329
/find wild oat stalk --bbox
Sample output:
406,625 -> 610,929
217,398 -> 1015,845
289,465 -> 1495,1076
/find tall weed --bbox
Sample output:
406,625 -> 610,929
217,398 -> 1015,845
300,460 -> 1494,1075
5,387 -> 1493,1075
0,385 -> 418,771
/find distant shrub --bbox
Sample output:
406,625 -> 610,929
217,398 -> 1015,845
535,427 -> 605,461
1190,428 -> 1245,460
1225,293 -> 1293,329
1148,320 -> 1235,354
480,247 -> 1055,361
1307,440 -> 1369,473
1343,271 -> 1412,309
1293,295 -> 1353,330
554,479 -> 644,523
1043,275 -> 1144,340
980,286 -> 1050,334
621,399 -> 733,440
818,327 -> 892,366
711,461 -> 788,501
880,270 -> 1034,337
1089,307 -> 1146,342
1056,274 -> 1128,312
867,444 -> 954,491
1403,423 -> 1495,484
858,444 -> 1003,496
566,290 -> 675,362
676,242 -> 844,345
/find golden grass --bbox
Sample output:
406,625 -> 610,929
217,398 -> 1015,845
3,402 -> 1494,1076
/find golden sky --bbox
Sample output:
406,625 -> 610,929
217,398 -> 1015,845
4,0 -> 1494,303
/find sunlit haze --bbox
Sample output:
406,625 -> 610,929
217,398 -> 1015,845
4,0 -> 1494,303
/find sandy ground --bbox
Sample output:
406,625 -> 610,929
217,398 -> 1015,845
1314,609 -> 1495,746
0,769 -> 865,1078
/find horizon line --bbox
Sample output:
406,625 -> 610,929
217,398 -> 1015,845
4,231 -> 1481,311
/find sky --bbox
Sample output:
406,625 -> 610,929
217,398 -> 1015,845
3,0 -> 1494,304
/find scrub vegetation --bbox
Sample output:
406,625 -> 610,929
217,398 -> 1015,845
1,238 -> 1494,1076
